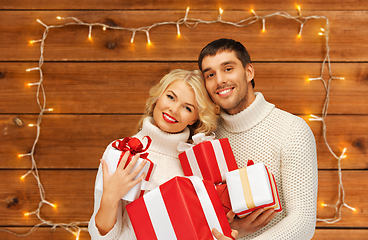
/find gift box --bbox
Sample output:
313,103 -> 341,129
95,136 -> 155,202
126,176 -> 233,240
215,183 -> 232,214
225,160 -> 282,218
178,134 -> 238,184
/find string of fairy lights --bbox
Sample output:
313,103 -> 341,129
2,5 -> 355,239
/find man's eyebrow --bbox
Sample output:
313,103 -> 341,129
221,61 -> 236,66
202,60 -> 236,73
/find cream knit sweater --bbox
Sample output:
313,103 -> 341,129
216,92 -> 318,240
88,117 -> 189,240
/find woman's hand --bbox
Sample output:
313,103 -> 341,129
101,151 -> 146,204
212,228 -> 238,240
95,151 -> 147,235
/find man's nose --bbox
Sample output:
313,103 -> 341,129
216,72 -> 226,84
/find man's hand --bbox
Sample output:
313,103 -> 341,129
212,228 -> 238,240
227,209 -> 277,238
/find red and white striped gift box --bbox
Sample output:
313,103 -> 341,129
178,138 -> 238,184
126,176 -> 233,240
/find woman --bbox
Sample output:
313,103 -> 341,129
89,69 -> 238,239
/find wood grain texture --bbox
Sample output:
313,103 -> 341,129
1,0 -> 368,10
0,227 -> 89,240
0,11 -> 367,61
1,62 -> 367,115
0,170 -> 367,227
1,114 -> 367,169
1,1 -> 367,238
313,229 -> 368,239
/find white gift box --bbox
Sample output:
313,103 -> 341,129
225,162 -> 282,217
95,147 -> 155,202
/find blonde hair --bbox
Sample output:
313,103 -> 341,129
136,69 -> 218,137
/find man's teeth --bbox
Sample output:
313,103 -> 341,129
219,89 -> 231,95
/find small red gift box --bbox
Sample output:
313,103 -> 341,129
95,136 -> 155,202
215,183 -> 232,215
178,136 -> 238,184
126,176 -> 233,240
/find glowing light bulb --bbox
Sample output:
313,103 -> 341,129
219,8 -> 224,15
28,124 -> 36,127
147,40 -> 152,46
51,203 -> 57,208
57,16 -> 62,20
24,212 -> 30,216
298,34 -> 301,38
103,26 -> 106,31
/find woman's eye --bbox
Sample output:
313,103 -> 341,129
167,94 -> 174,100
185,106 -> 192,112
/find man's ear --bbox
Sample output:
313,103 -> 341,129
245,63 -> 255,83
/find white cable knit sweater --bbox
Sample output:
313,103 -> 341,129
88,117 -> 189,240
216,92 -> 318,240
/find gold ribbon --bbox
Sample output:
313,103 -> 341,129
239,168 -> 256,210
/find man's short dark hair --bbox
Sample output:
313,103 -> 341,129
198,38 -> 255,88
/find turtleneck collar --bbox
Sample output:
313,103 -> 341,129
134,117 -> 190,157
219,92 -> 275,133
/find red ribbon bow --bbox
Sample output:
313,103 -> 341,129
112,136 -> 152,167
247,160 -> 254,166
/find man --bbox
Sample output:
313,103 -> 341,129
198,38 -> 318,239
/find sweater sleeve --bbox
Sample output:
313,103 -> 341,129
88,145 -> 125,240
253,117 -> 318,240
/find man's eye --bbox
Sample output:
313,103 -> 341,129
206,73 -> 214,78
225,67 -> 232,72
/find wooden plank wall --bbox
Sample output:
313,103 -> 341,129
1,0 -> 367,239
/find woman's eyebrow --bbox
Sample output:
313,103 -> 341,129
166,90 -> 177,98
168,90 -> 196,109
